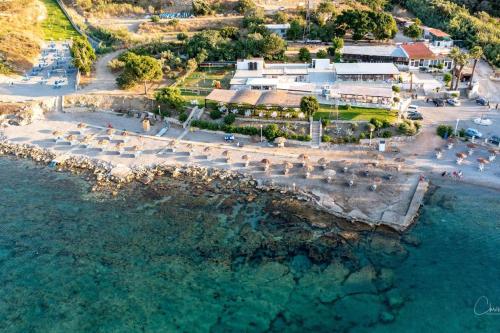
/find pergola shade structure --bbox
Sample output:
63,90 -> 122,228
205,89 -> 303,109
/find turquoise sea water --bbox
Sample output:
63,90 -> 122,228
0,156 -> 499,332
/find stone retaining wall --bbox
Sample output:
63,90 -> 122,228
63,94 -> 155,113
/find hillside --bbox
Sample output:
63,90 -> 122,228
448,0 -> 499,17
0,0 -> 44,73
0,0 -> 79,74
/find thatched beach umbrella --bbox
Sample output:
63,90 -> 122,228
304,164 -> 314,178
467,143 -> 477,155
115,142 -> 124,153
324,169 -> 336,183
52,130 -> 64,138
370,176 -> 382,191
341,161 -> 351,173
275,136 -> 286,148
204,146 -> 211,159
456,152 -> 467,165
106,128 -> 114,135
298,154 -> 309,167
283,161 -> 293,175
121,130 -> 129,137
142,118 -> 150,132
435,147 -> 443,159
317,157 -> 328,170
66,134 -> 77,143
477,157 -> 489,172
447,138 -> 455,149
488,149 -> 497,162
77,123 -> 86,129
261,158 -> 271,171
98,139 -> 109,146
242,154 -> 250,167
186,143 -> 194,156
222,150 -> 231,163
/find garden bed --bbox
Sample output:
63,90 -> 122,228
313,105 -> 398,122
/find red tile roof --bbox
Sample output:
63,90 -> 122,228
428,28 -> 450,38
400,43 -> 435,59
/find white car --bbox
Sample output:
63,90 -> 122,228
407,105 -> 419,112
473,118 -> 493,126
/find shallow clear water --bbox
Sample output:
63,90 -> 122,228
0,157 -> 499,332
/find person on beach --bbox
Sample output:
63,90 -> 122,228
107,123 -> 113,129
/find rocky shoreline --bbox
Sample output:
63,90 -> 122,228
0,139 -> 406,233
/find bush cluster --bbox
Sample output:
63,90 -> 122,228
436,124 -> 454,138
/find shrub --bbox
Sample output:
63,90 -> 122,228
223,113 -> 236,125
210,109 -> 222,119
107,58 -> 125,72
392,85 -> 401,93
151,15 -> 160,23
350,123 -> 359,131
177,32 -> 188,41
458,128 -> 466,137
436,124 -> 453,138
414,121 -> 421,132
322,134 -> 332,142
393,97 -> 400,103
178,112 -> 188,122
316,49 -> 328,58
381,130 -> 392,138
358,132 -> 366,140
298,47 -> 311,62
263,124 -> 281,141
370,118 -> 384,130
321,118 -> 331,127
155,87 -> 184,109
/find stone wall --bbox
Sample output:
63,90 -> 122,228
63,94 -> 155,113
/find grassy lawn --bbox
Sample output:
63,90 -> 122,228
313,105 -> 398,122
40,0 -> 80,40
181,91 -> 208,108
180,69 -> 233,89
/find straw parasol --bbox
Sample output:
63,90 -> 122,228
324,169 -> 336,183
121,130 -> 129,136
52,130 -> 64,137
66,134 -> 77,142
467,143 -> 477,149
488,149 -> 497,155
317,157 -> 328,169
77,123 -> 86,129
261,158 -> 271,171
131,145 -> 142,152
394,157 -> 405,163
275,136 -> 286,147
456,152 -> 467,159
242,154 -> 250,167
304,164 -> 314,178
298,154 -> 309,166
222,150 -> 231,163
106,128 -> 114,135
477,157 -> 489,164
98,139 -> 109,146
115,142 -> 124,151
169,140 -> 177,147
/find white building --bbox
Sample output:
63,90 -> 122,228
264,24 -> 290,37
230,58 -> 398,107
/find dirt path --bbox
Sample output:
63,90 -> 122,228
79,50 -> 124,94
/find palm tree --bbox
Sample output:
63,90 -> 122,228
448,47 -> 461,90
454,52 -> 470,90
468,45 -> 483,89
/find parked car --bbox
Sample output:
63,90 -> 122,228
224,134 -> 235,142
433,98 -> 445,107
476,97 -> 488,106
473,117 -> 493,126
447,99 -> 461,106
465,128 -> 483,138
407,105 -> 419,112
488,135 -> 500,145
407,112 -> 423,120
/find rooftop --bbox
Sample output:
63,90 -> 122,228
334,63 -> 400,75
426,27 -> 450,38
341,45 -> 407,59
205,89 -> 303,107
400,42 -> 435,59
264,23 -> 291,30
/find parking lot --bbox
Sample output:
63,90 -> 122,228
0,41 -> 76,97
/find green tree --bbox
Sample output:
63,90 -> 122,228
300,96 -> 319,116
316,49 -> 328,58
328,37 -> 344,59
71,37 -> 96,75
237,0 -> 256,14
448,46 -> 461,89
274,11 -> 288,24
192,0 -> 213,15
155,87 -> 184,109
371,12 -> 398,40
263,124 -> 281,141
298,47 -> 311,62
404,23 -> 423,40
453,51 -> 470,90
195,49 -> 208,64
117,54 -> 163,94
443,72 -> 452,87
468,45 -> 483,88
286,19 -> 304,40
261,33 -> 286,60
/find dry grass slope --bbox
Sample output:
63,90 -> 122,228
0,0 -> 44,73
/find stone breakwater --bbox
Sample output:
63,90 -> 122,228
0,140 -> 407,233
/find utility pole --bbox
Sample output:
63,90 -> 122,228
303,0 -> 313,41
